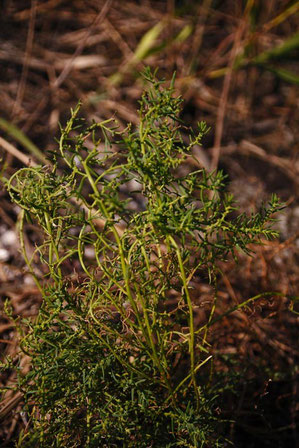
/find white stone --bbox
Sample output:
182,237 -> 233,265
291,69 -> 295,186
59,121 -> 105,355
0,248 -> 10,262
84,246 -> 95,259
2,230 -> 17,247
24,274 -> 36,285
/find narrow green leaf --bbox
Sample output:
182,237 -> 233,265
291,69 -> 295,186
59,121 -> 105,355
133,21 -> 164,62
173,24 -> 193,44
254,32 -> 299,64
263,65 -> 299,84
0,118 -> 48,164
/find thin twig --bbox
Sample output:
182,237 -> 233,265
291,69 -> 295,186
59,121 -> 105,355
12,0 -> 37,117
0,136 -> 38,167
211,22 -> 244,171
53,0 -> 113,88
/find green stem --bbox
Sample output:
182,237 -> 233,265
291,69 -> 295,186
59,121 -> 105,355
17,210 -> 43,295
168,235 -> 200,408
82,158 -> 176,401
81,160 -> 150,340
43,211 -> 63,286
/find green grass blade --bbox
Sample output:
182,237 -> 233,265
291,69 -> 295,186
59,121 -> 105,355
254,32 -> 299,64
133,21 -> 164,62
263,65 -> 299,84
0,118 -> 48,164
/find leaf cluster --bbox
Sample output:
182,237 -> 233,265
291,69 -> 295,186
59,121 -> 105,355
3,69 -> 283,447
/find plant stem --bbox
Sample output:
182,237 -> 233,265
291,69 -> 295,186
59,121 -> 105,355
168,235 -> 200,408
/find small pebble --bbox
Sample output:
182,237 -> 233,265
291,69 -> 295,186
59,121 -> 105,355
24,274 -> 36,285
122,301 -> 130,309
0,248 -> 10,262
128,178 -> 141,191
84,246 -> 95,259
2,230 -> 17,247
74,156 -> 81,167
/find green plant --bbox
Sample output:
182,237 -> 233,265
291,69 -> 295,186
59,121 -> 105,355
3,69 -> 283,447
